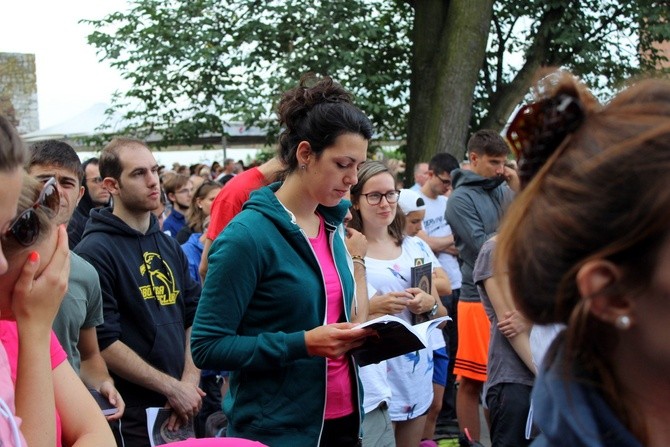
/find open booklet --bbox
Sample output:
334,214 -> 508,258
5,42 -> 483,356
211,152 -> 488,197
350,314 -> 451,366
146,407 -> 196,446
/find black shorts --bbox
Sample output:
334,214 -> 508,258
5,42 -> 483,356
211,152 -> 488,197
486,382 -> 532,447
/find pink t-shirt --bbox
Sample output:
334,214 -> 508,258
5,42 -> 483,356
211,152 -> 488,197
308,216 -> 354,419
0,321 -> 67,447
0,345 -> 27,447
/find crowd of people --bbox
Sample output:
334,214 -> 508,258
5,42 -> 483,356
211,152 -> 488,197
0,70 -> 669,447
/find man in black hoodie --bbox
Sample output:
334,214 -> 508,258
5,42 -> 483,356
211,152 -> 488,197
74,138 -> 203,447
67,157 -> 110,249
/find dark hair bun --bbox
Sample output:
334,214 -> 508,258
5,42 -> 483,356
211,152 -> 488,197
278,74 -> 352,131
276,74 -> 373,172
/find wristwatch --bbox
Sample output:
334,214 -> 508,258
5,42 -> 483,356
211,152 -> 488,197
429,298 -> 439,317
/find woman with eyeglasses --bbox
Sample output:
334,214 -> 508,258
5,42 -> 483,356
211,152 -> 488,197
348,161 -> 447,447
191,75 -> 373,447
497,72 -> 670,446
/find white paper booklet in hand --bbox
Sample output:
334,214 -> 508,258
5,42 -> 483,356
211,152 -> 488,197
350,314 -> 451,366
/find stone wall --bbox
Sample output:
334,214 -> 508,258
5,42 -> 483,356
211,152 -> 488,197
0,52 -> 39,133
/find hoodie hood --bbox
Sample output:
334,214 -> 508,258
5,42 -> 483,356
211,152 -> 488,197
68,193 -> 109,249
185,231 -> 204,249
532,343 -> 642,447
236,182 -> 351,283
243,182 -> 350,234
82,207 -> 162,239
451,168 -> 506,191
76,189 -> 98,216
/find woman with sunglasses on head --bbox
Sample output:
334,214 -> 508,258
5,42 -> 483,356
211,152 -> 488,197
348,161 -> 447,447
0,115 -> 69,447
191,75 -> 373,447
0,174 -> 115,446
497,72 -> 670,446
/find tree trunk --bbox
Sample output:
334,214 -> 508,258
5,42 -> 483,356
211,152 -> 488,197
406,0 -> 448,180
406,0 -> 494,178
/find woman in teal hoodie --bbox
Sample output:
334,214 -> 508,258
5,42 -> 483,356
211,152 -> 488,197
191,75 -> 373,447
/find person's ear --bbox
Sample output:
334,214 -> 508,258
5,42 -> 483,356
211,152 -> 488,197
103,177 -> 120,196
75,185 -> 85,205
469,151 -> 479,165
296,141 -> 312,167
577,259 -> 632,326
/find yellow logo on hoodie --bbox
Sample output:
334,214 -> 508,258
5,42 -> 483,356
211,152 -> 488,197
139,252 -> 180,305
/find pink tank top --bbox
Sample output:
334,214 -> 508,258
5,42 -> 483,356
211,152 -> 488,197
0,345 -> 27,446
308,215 -> 354,419
0,322 -> 66,447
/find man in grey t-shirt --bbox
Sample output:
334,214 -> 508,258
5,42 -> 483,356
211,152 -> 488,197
474,237 -> 534,446
27,140 -> 125,420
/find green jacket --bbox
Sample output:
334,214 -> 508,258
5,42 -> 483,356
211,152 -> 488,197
191,182 -> 360,446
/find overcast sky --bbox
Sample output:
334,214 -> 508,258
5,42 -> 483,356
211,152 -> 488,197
2,0 -> 129,128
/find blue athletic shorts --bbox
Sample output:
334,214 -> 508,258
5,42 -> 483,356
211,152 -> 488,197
432,347 -> 449,386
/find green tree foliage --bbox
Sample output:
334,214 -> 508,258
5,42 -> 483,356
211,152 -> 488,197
474,0 -> 670,134
84,0 -> 669,170
85,0 -> 412,148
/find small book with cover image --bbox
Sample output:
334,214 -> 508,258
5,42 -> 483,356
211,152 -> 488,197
350,314 -> 450,366
411,261 -> 432,294
411,262 -> 433,324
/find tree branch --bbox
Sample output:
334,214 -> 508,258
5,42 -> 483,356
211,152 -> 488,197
480,4 -> 565,130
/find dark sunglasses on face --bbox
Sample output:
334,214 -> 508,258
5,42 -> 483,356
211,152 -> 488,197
3,177 -> 60,247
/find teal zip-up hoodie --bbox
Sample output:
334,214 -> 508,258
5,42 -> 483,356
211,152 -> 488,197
191,182 -> 360,447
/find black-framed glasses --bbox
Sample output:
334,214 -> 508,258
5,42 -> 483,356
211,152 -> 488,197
361,190 -> 401,205
436,175 -> 452,187
3,177 -> 59,247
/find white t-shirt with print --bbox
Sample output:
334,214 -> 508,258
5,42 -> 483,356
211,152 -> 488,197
365,236 -> 434,421
418,192 -> 462,289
